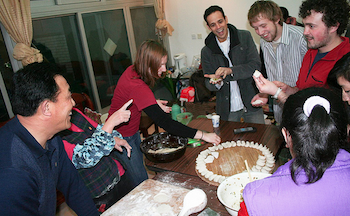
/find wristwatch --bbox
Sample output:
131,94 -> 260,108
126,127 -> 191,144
272,87 -> 282,99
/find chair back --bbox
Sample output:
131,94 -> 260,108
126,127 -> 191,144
71,93 -> 94,112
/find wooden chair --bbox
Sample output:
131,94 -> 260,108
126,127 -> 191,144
71,92 -> 94,112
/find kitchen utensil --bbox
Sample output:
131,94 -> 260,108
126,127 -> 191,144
178,188 -> 207,216
244,160 -> 252,182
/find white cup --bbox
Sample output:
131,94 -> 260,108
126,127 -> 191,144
212,114 -> 220,128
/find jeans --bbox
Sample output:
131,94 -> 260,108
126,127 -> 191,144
111,131 -> 148,189
227,108 -> 265,124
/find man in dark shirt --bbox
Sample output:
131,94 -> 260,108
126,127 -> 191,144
0,62 -> 98,215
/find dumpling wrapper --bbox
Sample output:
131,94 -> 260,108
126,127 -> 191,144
204,155 -> 215,163
211,151 -> 219,159
252,99 -> 263,105
210,77 -> 223,84
253,70 -> 261,78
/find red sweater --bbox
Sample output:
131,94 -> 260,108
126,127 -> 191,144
296,37 -> 350,89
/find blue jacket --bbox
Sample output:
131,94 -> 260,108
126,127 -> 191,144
0,117 -> 98,216
201,24 -> 261,120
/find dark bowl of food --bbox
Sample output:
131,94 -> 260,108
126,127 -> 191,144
140,132 -> 188,163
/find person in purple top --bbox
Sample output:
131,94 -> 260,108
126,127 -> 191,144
239,87 -> 350,216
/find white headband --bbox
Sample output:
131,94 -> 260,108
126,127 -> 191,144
303,96 -> 330,117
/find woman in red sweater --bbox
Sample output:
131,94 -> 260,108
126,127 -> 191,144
108,40 -> 221,188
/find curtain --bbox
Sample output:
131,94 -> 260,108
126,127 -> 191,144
0,0 -> 42,66
154,0 -> 174,39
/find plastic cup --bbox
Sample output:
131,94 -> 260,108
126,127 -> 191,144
212,114 -> 220,128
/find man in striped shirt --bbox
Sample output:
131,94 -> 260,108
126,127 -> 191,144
248,1 -> 307,123
251,0 -> 350,107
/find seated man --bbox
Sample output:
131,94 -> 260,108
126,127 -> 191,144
0,62 -> 98,215
59,99 -> 134,213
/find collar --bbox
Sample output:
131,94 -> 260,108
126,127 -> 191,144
308,36 -> 350,61
205,23 -> 240,54
279,22 -> 291,45
9,116 -> 51,159
215,28 -> 230,45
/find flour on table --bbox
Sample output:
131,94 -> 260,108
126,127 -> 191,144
154,192 -> 171,203
155,204 -> 172,213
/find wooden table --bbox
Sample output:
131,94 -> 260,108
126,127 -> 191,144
145,118 -> 284,176
142,118 -> 283,215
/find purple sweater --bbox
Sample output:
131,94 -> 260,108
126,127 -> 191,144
243,149 -> 350,216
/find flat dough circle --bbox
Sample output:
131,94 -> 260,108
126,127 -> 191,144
154,192 -> 171,203
155,204 -> 172,213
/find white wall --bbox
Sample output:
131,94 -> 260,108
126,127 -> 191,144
164,0 -> 303,67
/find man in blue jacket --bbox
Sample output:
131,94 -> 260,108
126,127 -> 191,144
201,5 -> 264,123
0,62 -> 99,215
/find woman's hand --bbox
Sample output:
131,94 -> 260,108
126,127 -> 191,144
203,132 -> 221,145
114,137 -> 132,158
102,99 -> 133,133
157,100 -> 172,113
195,130 -> 221,145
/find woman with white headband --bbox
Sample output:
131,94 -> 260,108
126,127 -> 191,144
238,87 -> 350,216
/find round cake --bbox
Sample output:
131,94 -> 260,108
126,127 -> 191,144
195,140 -> 275,186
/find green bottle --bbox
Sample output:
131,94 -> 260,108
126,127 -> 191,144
171,104 -> 181,120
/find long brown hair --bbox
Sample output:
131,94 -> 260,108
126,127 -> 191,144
134,40 -> 167,87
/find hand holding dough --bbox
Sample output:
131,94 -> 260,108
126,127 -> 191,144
252,99 -> 263,105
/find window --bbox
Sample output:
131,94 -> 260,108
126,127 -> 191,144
32,15 -> 94,105
30,5 -> 157,111
82,9 -> 132,108
0,30 -> 13,122
130,6 -> 158,49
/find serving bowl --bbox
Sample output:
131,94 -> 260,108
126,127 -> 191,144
140,132 -> 187,163
217,172 -> 272,216
176,112 -> 193,125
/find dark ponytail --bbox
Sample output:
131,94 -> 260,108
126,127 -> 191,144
281,87 -> 348,184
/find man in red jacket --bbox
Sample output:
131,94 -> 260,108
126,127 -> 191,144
252,0 -> 350,104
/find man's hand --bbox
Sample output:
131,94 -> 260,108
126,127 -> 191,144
273,81 -> 298,96
204,74 -> 223,84
204,67 -> 232,84
114,137 -> 132,158
252,73 -> 279,95
215,67 -> 232,79
156,100 -> 171,113
251,93 -> 269,106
